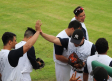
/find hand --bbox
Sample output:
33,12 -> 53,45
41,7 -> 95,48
35,20 -> 42,32
69,71 -> 82,81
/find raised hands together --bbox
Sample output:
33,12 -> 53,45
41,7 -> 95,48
35,20 -> 42,32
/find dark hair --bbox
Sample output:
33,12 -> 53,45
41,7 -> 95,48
95,38 -> 108,54
2,32 -> 16,45
24,27 -> 36,38
68,20 -> 82,29
73,6 -> 84,16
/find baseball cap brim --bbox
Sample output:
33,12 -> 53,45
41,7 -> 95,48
70,37 -> 82,44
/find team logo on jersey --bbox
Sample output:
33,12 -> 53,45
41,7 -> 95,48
74,34 -> 79,39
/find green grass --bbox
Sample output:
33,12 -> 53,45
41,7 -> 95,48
0,0 -> 112,81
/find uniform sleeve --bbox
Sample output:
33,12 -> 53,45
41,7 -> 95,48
8,46 -> 23,67
27,46 -> 36,61
82,28 -> 87,40
58,37 -> 69,49
90,44 -> 96,56
54,44 -> 64,55
54,37 -> 69,55
109,61 -> 112,67
27,46 -> 40,69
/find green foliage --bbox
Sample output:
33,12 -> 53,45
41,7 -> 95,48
0,0 -> 112,81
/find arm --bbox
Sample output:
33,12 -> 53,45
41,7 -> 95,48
56,55 -> 69,63
23,20 -> 42,54
54,40 -> 69,63
109,61 -> 112,67
0,73 -> 2,81
91,44 -> 96,56
82,28 -> 87,40
8,20 -> 42,67
27,46 -> 44,69
83,73 -> 89,81
40,32 -> 62,46
83,61 -> 89,81
27,46 -> 40,69
8,47 -> 23,67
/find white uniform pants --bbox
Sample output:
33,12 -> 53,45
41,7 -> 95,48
55,63 -> 71,81
22,73 -> 31,81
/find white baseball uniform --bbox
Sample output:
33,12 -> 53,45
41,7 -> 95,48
84,54 -> 112,81
71,17 -> 89,40
53,30 -> 71,81
15,41 -> 33,81
0,47 -> 24,81
58,38 -> 96,81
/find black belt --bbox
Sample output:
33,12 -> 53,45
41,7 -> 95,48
76,71 -> 83,73
72,68 -> 83,73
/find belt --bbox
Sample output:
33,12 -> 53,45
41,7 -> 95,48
76,71 -> 83,73
72,68 -> 83,73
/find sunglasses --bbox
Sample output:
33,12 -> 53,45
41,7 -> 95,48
75,7 -> 84,14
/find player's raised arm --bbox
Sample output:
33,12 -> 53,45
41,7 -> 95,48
40,32 -> 62,46
23,20 -> 42,54
34,21 -> 62,46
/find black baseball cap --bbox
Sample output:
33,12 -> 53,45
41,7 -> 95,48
90,66 -> 108,81
70,29 -> 83,44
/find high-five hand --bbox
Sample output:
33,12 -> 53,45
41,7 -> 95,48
35,20 -> 42,32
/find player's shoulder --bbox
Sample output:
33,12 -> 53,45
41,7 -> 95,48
56,30 -> 68,38
84,39 -> 93,45
106,55 -> 112,59
56,30 -> 65,35
87,54 -> 96,62
15,41 -> 26,49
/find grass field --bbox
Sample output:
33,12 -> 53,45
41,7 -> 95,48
0,0 -> 112,81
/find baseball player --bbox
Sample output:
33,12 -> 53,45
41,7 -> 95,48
38,27 -> 96,81
71,6 -> 89,40
53,20 -> 82,81
0,20 -> 42,81
83,38 -> 112,81
15,27 -> 44,81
